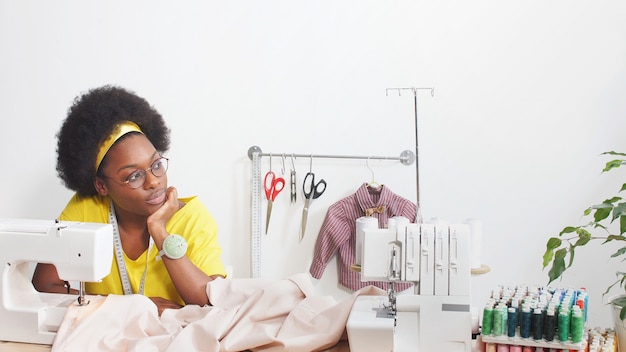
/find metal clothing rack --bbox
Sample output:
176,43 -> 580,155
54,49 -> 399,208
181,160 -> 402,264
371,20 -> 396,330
247,145 -> 414,278
247,146 -> 416,166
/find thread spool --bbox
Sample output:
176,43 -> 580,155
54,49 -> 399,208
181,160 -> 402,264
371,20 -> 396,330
354,216 -> 379,266
571,307 -> 584,343
532,308 -> 543,340
543,308 -> 556,342
493,305 -> 505,336
483,304 -> 494,335
520,305 -> 532,339
465,218 -> 483,269
578,289 -> 588,322
558,308 -> 570,342
496,344 -> 510,352
507,307 -> 518,338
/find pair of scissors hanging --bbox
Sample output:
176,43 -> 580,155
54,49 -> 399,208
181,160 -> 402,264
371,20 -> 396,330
264,154 -> 285,233
300,156 -> 327,240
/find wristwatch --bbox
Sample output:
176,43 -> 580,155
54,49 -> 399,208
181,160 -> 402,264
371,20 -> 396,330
156,234 -> 188,260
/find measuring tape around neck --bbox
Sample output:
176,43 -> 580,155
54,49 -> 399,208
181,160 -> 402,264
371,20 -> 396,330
109,201 -> 152,295
251,151 -> 262,278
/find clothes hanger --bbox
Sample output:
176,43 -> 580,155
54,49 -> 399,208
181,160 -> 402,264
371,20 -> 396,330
366,157 -> 382,190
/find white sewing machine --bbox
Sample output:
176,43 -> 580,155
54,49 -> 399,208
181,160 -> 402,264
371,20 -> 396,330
0,218 -> 113,345
347,217 -> 472,352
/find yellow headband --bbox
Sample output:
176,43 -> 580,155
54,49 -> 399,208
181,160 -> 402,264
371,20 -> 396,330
95,121 -> 144,171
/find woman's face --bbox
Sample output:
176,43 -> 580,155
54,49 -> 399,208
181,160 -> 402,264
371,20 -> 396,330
94,133 -> 169,218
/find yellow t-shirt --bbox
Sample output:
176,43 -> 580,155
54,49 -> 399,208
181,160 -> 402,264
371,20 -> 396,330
59,194 -> 226,306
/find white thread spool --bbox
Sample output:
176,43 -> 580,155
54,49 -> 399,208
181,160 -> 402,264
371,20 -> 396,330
355,216 -> 379,266
465,218 -> 483,270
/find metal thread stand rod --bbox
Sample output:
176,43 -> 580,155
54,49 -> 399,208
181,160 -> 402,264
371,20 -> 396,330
386,86 -> 435,223
247,146 -> 415,166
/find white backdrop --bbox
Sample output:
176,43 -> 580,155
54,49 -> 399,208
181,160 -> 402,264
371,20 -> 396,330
2,0 -> 626,328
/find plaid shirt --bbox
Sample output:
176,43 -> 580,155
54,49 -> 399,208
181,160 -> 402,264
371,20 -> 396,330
309,183 -> 416,291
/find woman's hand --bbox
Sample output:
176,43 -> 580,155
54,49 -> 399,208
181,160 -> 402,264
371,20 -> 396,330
147,186 -> 181,243
149,296 -> 183,316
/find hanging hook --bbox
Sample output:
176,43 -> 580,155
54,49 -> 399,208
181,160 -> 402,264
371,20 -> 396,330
280,154 -> 286,175
290,153 -> 296,204
269,153 -> 272,171
366,156 -> 381,189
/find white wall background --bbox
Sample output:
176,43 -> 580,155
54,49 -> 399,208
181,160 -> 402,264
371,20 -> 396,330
2,0 -> 626,329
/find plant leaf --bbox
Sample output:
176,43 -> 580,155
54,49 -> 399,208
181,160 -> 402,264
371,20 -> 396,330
546,237 -> 562,250
593,206 -> 613,222
559,226 -> 578,236
575,227 -> 592,239
602,151 -> 626,157
607,235 -> 626,242
612,203 -> 626,222
574,233 -> 591,246
611,246 -> 626,258
548,256 -> 566,284
566,246 -> 575,268
543,250 -> 554,268
603,159 -> 626,172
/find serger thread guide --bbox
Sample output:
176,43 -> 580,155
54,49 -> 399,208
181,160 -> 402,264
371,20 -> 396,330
347,217 -> 472,352
0,218 -> 113,345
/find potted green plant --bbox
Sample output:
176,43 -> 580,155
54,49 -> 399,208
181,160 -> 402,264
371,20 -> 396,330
543,151 -> 626,347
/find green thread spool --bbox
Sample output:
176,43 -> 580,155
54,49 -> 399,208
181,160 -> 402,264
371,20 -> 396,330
558,308 -> 570,342
571,307 -> 584,343
483,304 -> 494,335
493,305 -> 505,336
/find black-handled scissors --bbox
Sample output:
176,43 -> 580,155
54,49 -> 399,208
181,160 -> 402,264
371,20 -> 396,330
300,172 -> 327,239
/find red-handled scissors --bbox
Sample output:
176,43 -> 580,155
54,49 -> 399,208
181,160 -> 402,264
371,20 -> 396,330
265,171 -> 285,233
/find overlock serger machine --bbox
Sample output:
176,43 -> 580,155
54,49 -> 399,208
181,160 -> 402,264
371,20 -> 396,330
347,217 -> 472,352
0,218 -> 113,344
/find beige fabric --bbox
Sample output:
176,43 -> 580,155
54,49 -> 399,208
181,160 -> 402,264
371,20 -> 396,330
52,273 -> 385,352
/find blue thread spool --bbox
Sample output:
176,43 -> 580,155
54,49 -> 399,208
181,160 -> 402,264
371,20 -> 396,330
578,290 -> 588,322
520,305 -> 531,339
507,307 -> 517,338
543,308 -> 556,341
532,308 -> 543,340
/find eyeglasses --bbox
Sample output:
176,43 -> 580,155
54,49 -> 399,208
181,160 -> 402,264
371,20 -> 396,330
109,157 -> 169,189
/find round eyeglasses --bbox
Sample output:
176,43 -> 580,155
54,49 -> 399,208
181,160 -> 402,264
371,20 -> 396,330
113,157 -> 169,189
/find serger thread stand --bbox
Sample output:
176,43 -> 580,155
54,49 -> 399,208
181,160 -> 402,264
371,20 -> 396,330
386,86 -> 435,223
248,146 -> 415,278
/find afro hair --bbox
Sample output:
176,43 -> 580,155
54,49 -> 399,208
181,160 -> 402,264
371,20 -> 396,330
56,85 -> 171,197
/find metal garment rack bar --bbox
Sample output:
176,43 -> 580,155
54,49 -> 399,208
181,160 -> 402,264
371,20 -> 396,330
247,146 -> 416,166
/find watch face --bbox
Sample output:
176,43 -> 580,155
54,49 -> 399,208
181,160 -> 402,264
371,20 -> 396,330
164,234 -> 187,259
